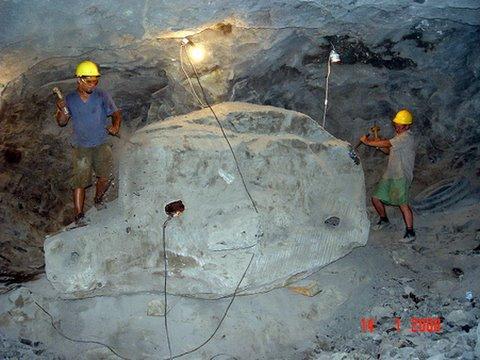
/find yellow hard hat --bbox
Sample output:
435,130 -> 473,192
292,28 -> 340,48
75,60 -> 101,77
393,109 -> 413,125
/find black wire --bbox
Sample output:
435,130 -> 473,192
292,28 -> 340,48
33,298 -> 129,360
210,354 -> 239,360
165,253 -> 255,360
168,45 -> 259,359
33,243 -> 252,360
183,47 -> 258,214
31,47 -> 259,360
162,217 -> 174,360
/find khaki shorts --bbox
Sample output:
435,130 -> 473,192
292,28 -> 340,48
71,143 -> 113,189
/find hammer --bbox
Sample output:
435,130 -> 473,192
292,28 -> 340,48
370,123 -> 380,140
52,87 -> 70,116
354,122 -> 381,149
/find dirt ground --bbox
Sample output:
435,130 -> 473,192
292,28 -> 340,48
0,200 -> 479,359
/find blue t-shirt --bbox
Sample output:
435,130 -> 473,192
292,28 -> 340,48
65,88 -> 118,147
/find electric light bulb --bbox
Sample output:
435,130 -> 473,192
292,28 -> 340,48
188,45 -> 205,63
329,50 -> 341,63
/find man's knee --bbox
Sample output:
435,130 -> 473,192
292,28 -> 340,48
372,196 -> 383,204
96,176 -> 110,185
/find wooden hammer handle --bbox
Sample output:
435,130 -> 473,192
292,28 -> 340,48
52,87 -> 69,116
52,87 -> 64,100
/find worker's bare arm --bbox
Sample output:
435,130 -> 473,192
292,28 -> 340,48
360,135 -> 392,149
106,110 -> 122,136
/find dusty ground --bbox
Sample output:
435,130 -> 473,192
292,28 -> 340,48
0,200 -> 479,359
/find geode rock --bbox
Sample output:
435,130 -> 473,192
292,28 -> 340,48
44,102 -> 369,299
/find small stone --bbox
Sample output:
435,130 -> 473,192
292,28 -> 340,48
287,281 -> 322,297
452,268 -> 464,278
447,346 -> 465,358
19,338 -> 32,346
370,305 -> 392,319
427,339 -> 450,355
426,354 -> 445,360
391,251 -> 406,265
446,309 -> 471,327
475,323 -> 480,357
396,347 -> 416,358
8,288 -> 31,306
459,352 -> 475,360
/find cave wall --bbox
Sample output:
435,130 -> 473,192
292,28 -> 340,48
1,1 -> 479,183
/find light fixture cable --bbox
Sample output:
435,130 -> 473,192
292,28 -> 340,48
322,58 -> 331,128
162,253 -> 255,360
179,45 -> 206,108
162,216 -> 174,360
322,44 -> 340,128
33,297 -> 130,360
183,44 -> 259,214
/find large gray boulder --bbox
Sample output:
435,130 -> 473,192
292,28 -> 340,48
44,102 -> 369,299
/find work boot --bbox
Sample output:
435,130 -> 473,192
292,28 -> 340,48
372,217 -> 390,231
399,229 -> 416,243
94,195 -> 105,209
74,212 -> 86,225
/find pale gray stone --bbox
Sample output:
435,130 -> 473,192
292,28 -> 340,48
315,353 -> 374,360
370,305 -> 392,319
426,354 -> 445,360
459,352 -> 475,360
44,102 -> 369,299
446,309 -> 472,327
428,339 -> 451,357
395,347 -> 417,358
475,323 -> 480,357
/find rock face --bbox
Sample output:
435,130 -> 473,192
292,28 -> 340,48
44,102 -> 369,298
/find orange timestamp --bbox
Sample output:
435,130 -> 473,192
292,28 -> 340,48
361,316 -> 442,333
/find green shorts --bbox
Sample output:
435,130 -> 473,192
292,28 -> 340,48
373,178 -> 410,206
71,143 -> 113,189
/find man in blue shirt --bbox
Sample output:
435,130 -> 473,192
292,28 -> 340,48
55,60 -> 122,223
